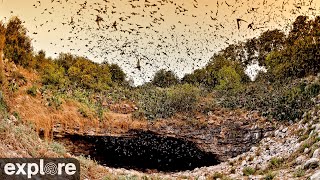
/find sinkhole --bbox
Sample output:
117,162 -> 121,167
59,131 -> 220,172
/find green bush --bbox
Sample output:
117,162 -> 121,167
152,69 -> 179,88
219,80 -> 320,121
42,63 -> 67,86
135,87 -> 173,120
134,84 -> 200,120
46,95 -> 62,110
166,84 -> 200,112
210,172 -> 224,179
49,142 -> 66,155
216,65 -> 242,91
8,81 -> 19,92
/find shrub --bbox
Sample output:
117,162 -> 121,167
135,84 -> 200,120
0,91 -> 7,118
152,69 -> 179,88
269,157 -> 283,169
219,80 -> 320,121
8,81 -> 19,92
264,171 -> 276,180
216,65 -> 242,91
42,62 -> 67,86
46,95 -> 62,110
13,111 -> 20,121
78,107 -> 91,118
109,63 -> 126,85
27,85 -> 37,97
135,87 -> 173,120
210,172 -> 224,179
166,84 -> 200,112
132,110 -> 145,120
49,142 -> 66,155
293,168 -> 305,177
242,167 -> 256,176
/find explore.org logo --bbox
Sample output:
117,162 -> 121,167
0,158 -> 80,180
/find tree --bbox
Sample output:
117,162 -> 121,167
55,53 -> 76,70
264,16 -> 320,80
32,50 -> 47,69
4,17 -> 33,67
109,63 -> 126,85
182,68 -> 218,87
152,69 -> 179,88
207,55 -> 249,83
287,15 -> 309,45
42,62 -> 66,86
256,29 -> 286,66
216,66 -> 242,91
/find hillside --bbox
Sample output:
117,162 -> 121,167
2,64 -> 320,179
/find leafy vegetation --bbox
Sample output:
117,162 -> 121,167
219,80 -> 320,121
152,69 -> 179,88
133,84 -> 200,120
0,15 -> 320,123
4,17 -> 33,67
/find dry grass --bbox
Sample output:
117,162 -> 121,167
3,63 -> 101,138
101,112 -> 148,133
78,156 -> 110,180
0,117 -> 119,180
0,118 -> 60,158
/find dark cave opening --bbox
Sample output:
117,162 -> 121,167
60,131 -> 220,172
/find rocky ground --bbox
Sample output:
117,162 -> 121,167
87,98 -> 320,180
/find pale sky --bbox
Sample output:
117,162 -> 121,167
0,0 -> 319,85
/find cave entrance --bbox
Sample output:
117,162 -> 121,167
59,131 -> 220,172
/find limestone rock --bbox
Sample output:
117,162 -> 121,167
296,155 -> 306,165
303,158 -> 319,169
313,149 -> 320,159
311,170 -> 320,180
304,148 -> 310,154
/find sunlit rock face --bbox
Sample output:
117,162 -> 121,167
62,131 -> 220,172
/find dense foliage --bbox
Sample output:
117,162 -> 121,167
152,69 -> 179,88
133,84 -> 200,120
4,17 -> 33,67
1,15 -> 320,122
219,80 -> 320,121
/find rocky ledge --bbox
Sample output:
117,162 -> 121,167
53,110 -> 274,166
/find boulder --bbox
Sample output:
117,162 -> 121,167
281,127 -> 288,133
303,158 -> 319,169
197,175 -> 206,180
296,155 -> 307,165
304,148 -> 310,154
311,170 -> 320,180
313,149 -> 320,159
